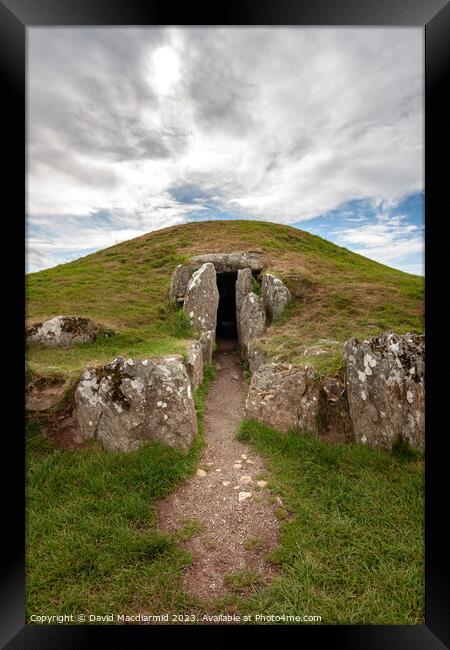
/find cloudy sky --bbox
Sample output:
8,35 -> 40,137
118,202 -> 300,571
27,27 -> 424,275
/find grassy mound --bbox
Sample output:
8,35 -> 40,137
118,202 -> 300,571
26,220 -> 423,379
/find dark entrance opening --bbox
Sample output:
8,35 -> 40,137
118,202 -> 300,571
216,271 -> 238,341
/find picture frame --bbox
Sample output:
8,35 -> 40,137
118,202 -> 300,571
2,0 -> 448,646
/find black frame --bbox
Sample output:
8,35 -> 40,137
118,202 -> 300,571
2,0 -> 449,647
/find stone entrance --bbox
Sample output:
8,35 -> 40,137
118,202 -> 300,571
216,271 -> 238,340
173,251 -> 292,362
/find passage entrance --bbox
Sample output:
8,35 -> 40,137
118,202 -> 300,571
216,271 -> 238,340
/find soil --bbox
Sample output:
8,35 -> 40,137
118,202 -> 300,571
156,338 -> 280,602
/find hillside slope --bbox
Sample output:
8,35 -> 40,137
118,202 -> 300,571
26,220 -> 424,379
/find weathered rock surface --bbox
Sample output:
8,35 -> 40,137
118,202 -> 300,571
344,332 -> 425,451
74,355 -> 198,452
199,330 -> 215,364
245,363 -> 319,433
322,376 -> 346,403
261,273 -> 291,321
188,251 -> 263,274
235,268 -> 252,345
247,340 -> 267,373
239,292 -> 266,361
169,264 -> 190,304
183,263 -> 219,335
27,316 -> 109,348
184,340 -> 204,390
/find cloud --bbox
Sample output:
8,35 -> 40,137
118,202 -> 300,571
27,27 -> 424,272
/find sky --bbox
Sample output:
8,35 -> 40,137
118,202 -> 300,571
27,27 -> 424,275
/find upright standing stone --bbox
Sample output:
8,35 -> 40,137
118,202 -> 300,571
239,292 -> 266,361
235,268 -> 253,346
261,274 -> 291,321
344,332 -> 425,451
184,340 -> 204,390
199,330 -> 215,364
183,263 -> 219,336
169,264 -> 191,304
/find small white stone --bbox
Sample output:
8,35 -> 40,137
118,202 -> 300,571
215,468 -> 221,472
196,469 -> 207,478
142,359 -> 148,366
240,475 -> 252,485
257,480 -> 267,488
238,491 -> 252,502
222,481 -> 230,487
233,463 -> 242,469
241,454 -> 247,460
246,459 -> 255,465
406,390 -> 414,404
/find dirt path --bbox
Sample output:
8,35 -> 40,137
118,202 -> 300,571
157,338 -> 280,602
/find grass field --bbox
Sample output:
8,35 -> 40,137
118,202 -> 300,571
230,420 -> 424,624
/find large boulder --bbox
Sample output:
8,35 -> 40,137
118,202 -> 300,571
74,356 -> 198,452
239,292 -> 266,361
27,316 -> 109,348
235,268 -> 252,345
199,330 -> 215,365
188,251 -> 263,274
344,332 -> 425,451
245,363 -> 319,433
184,340 -> 204,390
183,263 -> 219,336
261,274 -> 291,321
169,264 -> 191,304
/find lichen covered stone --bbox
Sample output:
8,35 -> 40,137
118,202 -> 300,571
27,316 -> 110,348
169,264 -> 191,304
239,292 -> 266,361
183,263 -> 219,335
199,329 -> 215,364
184,340 -> 204,390
344,332 -> 425,451
235,268 -> 253,346
74,355 -> 198,452
188,251 -> 263,274
261,274 -> 291,321
245,362 -> 320,433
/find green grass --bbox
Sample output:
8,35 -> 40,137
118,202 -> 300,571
26,220 -> 423,380
226,420 -> 424,624
26,366 -> 215,619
